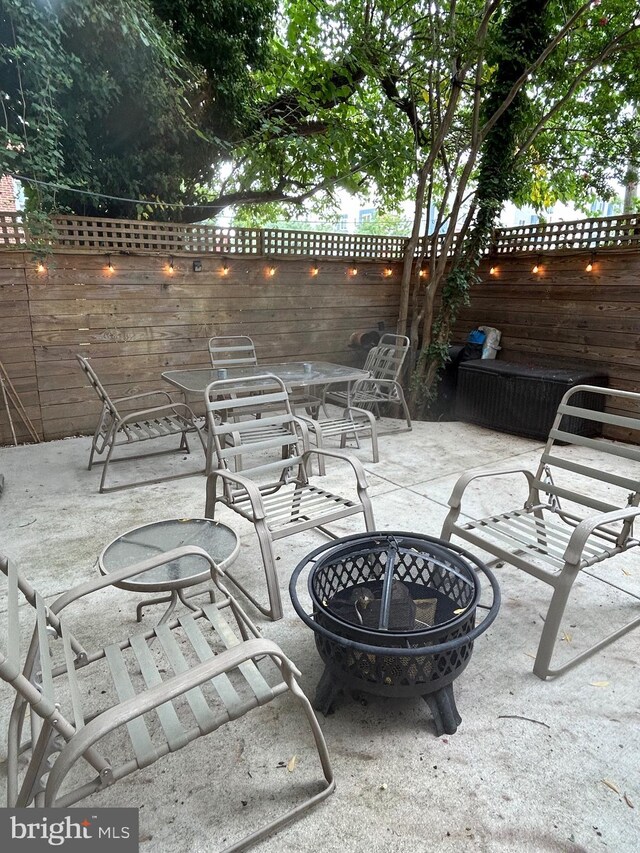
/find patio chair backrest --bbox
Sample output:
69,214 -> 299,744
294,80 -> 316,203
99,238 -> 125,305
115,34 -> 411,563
76,355 -> 119,419
205,374 -> 306,482
531,384 -> 640,529
0,557 -> 85,764
362,335 -> 410,384
208,336 -> 258,369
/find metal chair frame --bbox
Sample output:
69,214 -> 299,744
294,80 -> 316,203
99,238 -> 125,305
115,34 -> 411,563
77,355 -> 205,492
323,335 -> 412,431
441,384 -> 640,679
208,336 -> 259,369
204,374 -> 375,620
0,551 -> 334,851
297,404 -> 379,475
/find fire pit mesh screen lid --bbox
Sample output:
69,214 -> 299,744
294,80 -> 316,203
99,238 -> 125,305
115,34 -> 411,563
309,533 -> 479,637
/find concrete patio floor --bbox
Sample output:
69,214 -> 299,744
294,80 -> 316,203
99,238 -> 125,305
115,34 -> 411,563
0,417 -> 638,852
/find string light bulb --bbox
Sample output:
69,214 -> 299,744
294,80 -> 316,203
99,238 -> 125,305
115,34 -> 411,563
221,259 -> 229,276
267,264 -> 276,277
36,260 -> 46,274
585,252 -> 595,272
106,255 -> 114,273
311,261 -> 319,277
419,268 -> 427,278
489,265 -> 497,276
349,261 -> 358,277
532,255 -> 542,274
383,265 -> 393,278
166,255 -> 174,274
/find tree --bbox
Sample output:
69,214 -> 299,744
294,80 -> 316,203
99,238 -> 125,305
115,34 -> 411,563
0,0 -> 276,218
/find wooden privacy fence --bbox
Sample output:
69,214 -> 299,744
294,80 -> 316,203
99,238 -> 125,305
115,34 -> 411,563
1,211 -> 639,445
0,251 -> 402,443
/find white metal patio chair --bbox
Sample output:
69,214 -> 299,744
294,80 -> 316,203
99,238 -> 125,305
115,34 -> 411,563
323,334 -> 412,431
0,551 -> 334,851
297,403 -> 379,475
204,374 -> 376,620
77,355 -> 205,492
441,384 -> 640,679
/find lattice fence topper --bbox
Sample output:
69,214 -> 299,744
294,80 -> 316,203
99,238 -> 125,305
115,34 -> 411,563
0,211 -> 26,246
2,211 -> 640,258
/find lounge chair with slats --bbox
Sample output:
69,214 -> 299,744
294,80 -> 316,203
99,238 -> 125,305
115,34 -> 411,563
441,384 -> 640,679
0,551 -> 334,850
77,355 -> 205,492
204,373 -> 375,620
323,334 -> 412,432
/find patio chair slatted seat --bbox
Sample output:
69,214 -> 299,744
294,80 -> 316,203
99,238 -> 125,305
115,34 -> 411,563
204,374 -> 375,620
77,355 -> 205,492
0,550 -> 334,851
298,406 -> 379,474
441,384 -> 640,680
323,334 -> 412,432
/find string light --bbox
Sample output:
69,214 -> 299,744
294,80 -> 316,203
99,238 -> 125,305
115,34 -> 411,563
36,260 -> 46,273
349,261 -> 358,277
489,265 -> 497,276
166,255 -> 174,274
585,252 -> 595,272
532,255 -> 542,274
311,260 -> 319,276
419,268 -> 427,278
267,264 -> 276,277
221,259 -> 229,276
383,264 -> 393,277
106,255 -> 114,273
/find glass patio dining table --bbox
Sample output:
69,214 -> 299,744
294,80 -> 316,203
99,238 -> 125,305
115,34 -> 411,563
161,361 -> 369,399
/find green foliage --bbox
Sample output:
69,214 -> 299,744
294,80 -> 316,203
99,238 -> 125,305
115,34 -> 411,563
0,0 -> 276,218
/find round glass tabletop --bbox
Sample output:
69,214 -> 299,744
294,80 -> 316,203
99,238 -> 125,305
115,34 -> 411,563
99,518 -> 240,592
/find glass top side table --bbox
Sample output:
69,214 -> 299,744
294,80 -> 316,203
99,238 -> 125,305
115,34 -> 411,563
99,518 -> 240,624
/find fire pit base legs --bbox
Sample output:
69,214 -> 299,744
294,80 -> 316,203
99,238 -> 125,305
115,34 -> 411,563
423,684 -> 462,736
314,666 -> 342,715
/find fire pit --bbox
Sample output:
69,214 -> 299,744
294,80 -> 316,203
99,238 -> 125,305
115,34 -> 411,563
289,531 -> 500,735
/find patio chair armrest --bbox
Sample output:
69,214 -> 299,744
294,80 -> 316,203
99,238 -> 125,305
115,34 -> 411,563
49,546 -> 223,616
205,468 -> 267,520
292,415 -> 311,448
112,389 -> 174,405
447,467 -> 536,509
564,507 -> 640,566
343,405 -> 377,426
48,638 -> 299,792
301,447 -> 369,489
117,401 -> 199,425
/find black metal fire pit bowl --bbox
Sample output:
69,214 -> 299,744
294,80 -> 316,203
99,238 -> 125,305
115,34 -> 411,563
289,531 -> 500,736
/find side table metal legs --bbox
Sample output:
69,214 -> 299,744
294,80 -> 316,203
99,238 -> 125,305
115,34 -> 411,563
136,586 -> 216,624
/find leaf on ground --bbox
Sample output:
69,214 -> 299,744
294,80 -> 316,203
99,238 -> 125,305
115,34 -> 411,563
624,793 -> 634,808
287,755 -> 297,772
621,568 -> 631,576
590,681 -> 609,688
602,779 -> 620,794
561,631 -> 572,643
524,652 -> 536,659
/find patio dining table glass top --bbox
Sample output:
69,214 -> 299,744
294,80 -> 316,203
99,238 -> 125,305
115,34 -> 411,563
161,361 -> 369,395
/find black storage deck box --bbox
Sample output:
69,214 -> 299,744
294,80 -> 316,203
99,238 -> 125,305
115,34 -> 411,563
455,360 -> 608,440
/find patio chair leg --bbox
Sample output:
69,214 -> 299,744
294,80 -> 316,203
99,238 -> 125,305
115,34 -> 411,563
254,519 -> 284,621
532,569 -> 576,680
98,440 -> 117,493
